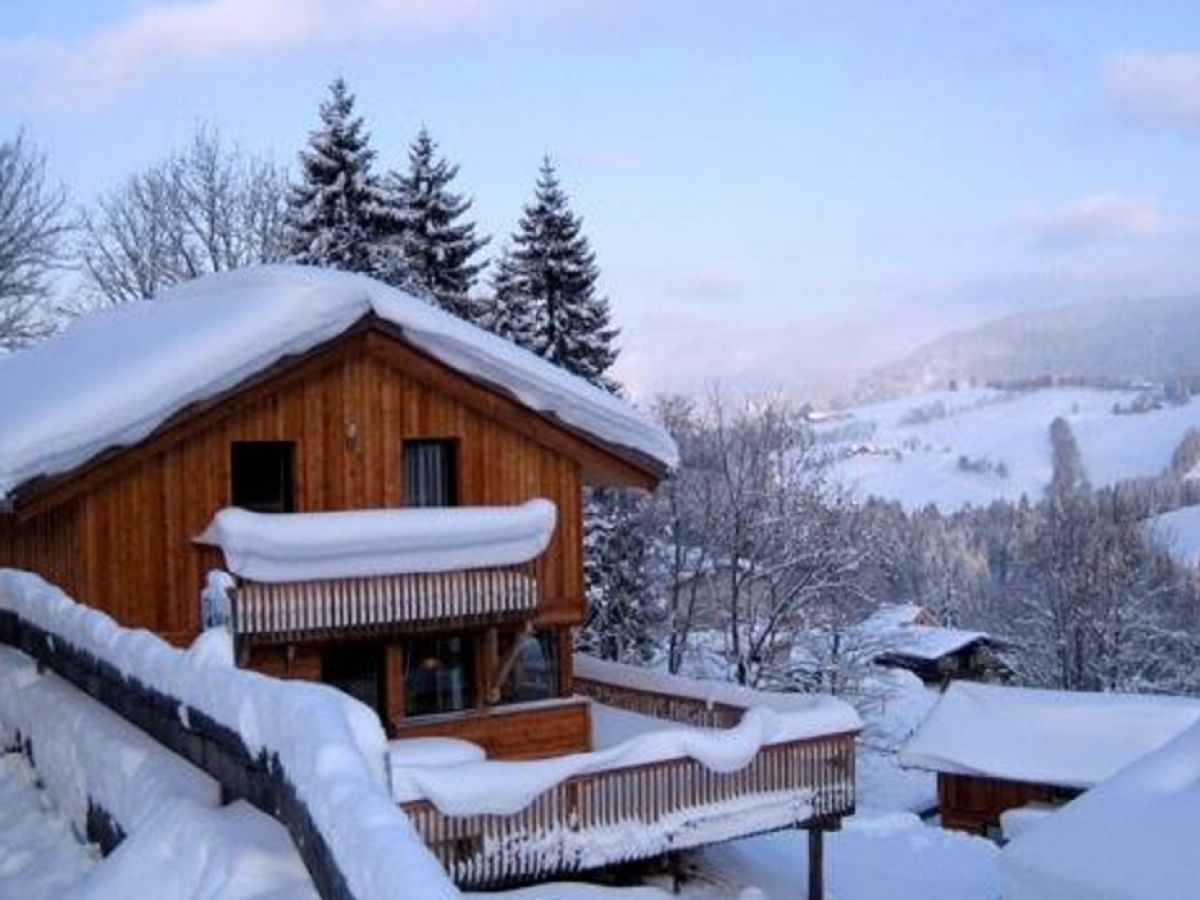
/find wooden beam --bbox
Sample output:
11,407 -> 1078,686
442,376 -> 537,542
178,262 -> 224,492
807,824 -> 825,900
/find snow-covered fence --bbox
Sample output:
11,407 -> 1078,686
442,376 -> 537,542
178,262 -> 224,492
0,570 -> 458,900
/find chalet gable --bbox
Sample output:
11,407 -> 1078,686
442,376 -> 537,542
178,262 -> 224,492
0,266 -> 676,514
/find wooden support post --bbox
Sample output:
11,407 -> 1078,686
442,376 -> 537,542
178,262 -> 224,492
807,824 -> 825,900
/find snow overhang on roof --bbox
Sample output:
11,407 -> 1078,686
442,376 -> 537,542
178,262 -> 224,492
1000,718 -> 1200,900
196,499 -> 557,583
0,265 -> 679,504
899,681 -> 1200,790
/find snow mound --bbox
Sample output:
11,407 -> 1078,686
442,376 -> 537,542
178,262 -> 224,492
197,499 -> 557,582
1001,718 -> 1200,900
900,681 -> 1200,789
0,265 -> 677,501
0,569 -> 458,900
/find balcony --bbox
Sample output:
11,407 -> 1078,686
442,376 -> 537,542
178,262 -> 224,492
392,656 -> 860,889
195,500 -> 555,643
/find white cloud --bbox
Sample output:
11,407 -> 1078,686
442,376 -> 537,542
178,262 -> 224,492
1105,52 -> 1200,127
1014,193 -> 1165,249
0,0 -> 597,104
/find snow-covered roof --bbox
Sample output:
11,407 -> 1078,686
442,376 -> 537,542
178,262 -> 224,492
900,681 -> 1200,789
197,499 -> 557,583
1000,718 -> 1200,900
858,603 -> 991,662
1144,503 -> 1200,568
0,265 -> 678,503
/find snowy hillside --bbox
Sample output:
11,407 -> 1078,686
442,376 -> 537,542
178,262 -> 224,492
1145,505 -> 1200,568
815,385 -> 1200,512
857,295 -> 1200,402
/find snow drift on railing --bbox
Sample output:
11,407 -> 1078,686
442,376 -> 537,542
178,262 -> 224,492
0,569 -> 458,900
574,653 -> 866,721
0,644 -> 218,836
196,499 -> 557,582
391,703 -> 844,816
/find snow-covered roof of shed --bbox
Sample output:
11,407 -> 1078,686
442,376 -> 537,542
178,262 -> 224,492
899,681 -> 1200,790
197,499 -> 557,583
1000,718 -> 1200,900
858,603 -> 991,661
0,265 -> 678,502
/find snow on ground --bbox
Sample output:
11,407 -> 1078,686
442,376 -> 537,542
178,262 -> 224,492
1001,718 -> 1200,900
855,670 -> 939,815
1144,503 -> 1200,568
0,753 -> 95,899
678,812 -> 999,900
817,386 -> 1200,511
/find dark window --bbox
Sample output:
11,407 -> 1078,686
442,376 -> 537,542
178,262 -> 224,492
322,645 -> 383,715
498,630 -> 559,705
403,439 -> 457,507
404,636 -> 474,717
231,442 -> 294,513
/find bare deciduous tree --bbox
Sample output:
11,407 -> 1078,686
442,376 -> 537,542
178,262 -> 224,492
74,126 -> 288,310
0,132 -> 69,348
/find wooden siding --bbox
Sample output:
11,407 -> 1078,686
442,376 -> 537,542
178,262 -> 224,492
937,772 -> 1079,834
392,698 -> 591,760
0,500 -> 86,601
0,330 -> 589,645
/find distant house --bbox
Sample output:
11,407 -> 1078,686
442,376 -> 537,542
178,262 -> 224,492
0,266 -> 858,890
860,603 -> 1010,684
899,681 -> 1200,836
1001,717 -> 1200,900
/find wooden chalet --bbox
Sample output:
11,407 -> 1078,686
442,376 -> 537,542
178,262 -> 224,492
0,265 -> 859,891
859,603 -> 1011,686
899,681 -> 1200,837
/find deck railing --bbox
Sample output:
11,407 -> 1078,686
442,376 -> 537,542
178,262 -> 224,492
231,561 -> 539,643
400,729 -> 857,888
573,675 -> 745,728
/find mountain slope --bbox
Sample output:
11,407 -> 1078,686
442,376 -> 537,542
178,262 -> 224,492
863,296 -> 1200,399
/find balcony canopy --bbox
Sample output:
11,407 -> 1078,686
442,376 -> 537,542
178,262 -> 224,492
197,499 -> 557,584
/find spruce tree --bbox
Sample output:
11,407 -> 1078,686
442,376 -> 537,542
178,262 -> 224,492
286,78 -> 402,278
484,244 -> 540,350
391,127 -> 488,319
486,157 -> 618,390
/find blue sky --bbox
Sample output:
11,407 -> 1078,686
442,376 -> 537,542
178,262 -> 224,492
2,1 -> 1198,397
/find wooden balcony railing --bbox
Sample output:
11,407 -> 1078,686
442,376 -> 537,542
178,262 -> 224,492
573,675 -> 745,728
231,561 -> 539,643
400,730 -> 857,888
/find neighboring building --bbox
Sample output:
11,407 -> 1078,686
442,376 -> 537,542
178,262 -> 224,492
0,266 -> 859,891
860,603 -> 1011,684
899,681 -> 1200,836
1001,717 -> 1200,900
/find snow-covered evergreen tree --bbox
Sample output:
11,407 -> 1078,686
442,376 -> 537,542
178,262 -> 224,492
578,488 -> 660,663
286,78 -> 403,278
390,127 -> 488,319
484,157 -> 618,389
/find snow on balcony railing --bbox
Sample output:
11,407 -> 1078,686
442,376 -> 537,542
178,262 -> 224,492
389,681 -> 860,887
573,652 -> 853,728
196,501 -> 557,640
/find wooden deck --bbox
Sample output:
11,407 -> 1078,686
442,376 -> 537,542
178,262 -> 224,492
401,729 -> 855,887
398,663 -> 858,889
